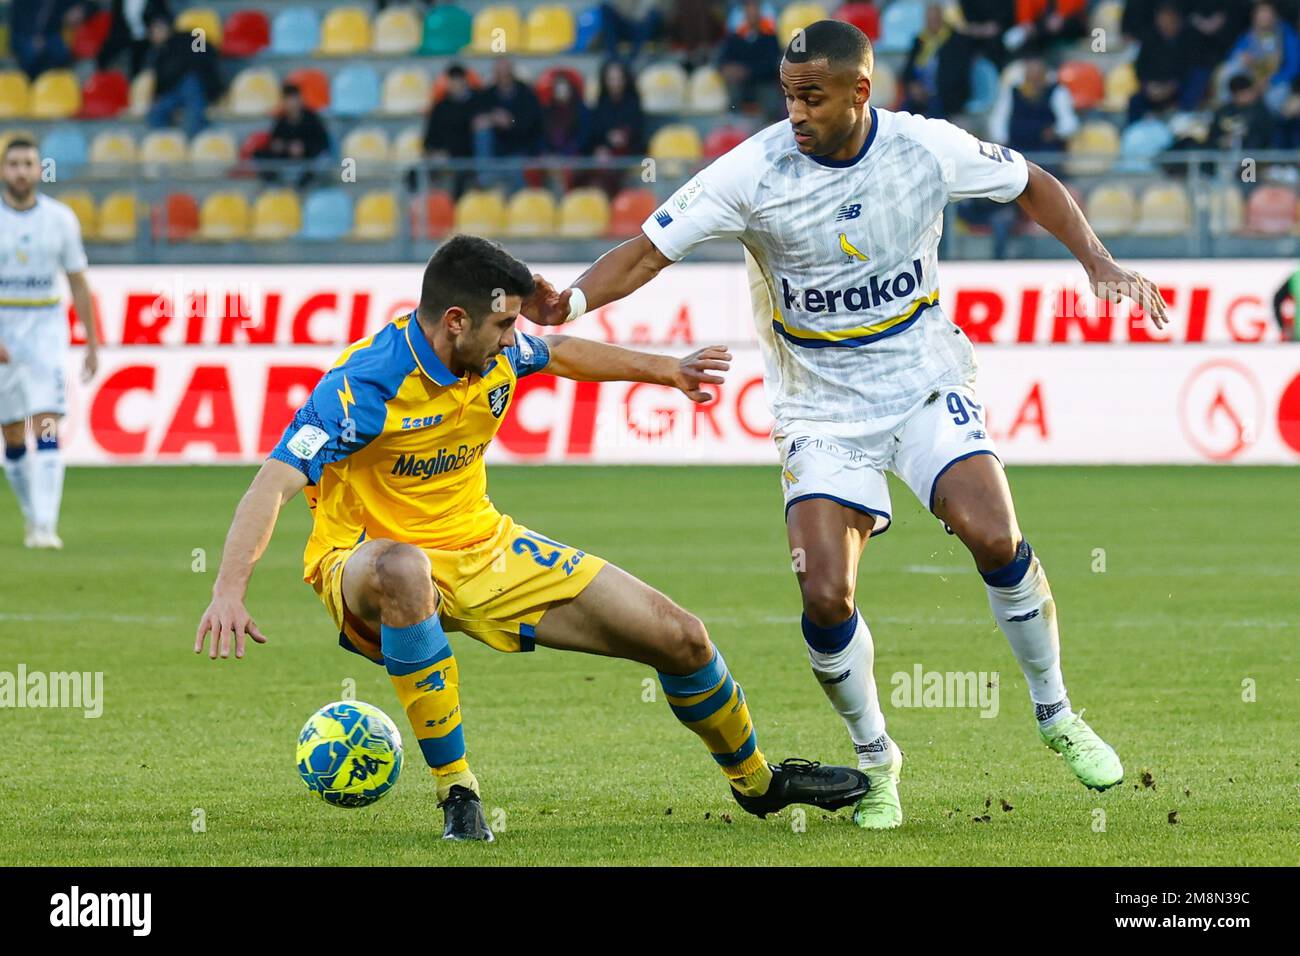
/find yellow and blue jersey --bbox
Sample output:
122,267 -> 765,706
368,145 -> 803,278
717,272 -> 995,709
270,311 -> 551,584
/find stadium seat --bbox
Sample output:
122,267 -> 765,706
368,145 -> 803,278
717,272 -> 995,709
637,62 -> 688,114
0,23 -> 7,60
833,3 -> 880,39
227,67 -> 281,117
354,191 -> 399,240
156,192 -> 200,240
140,130 -> 188,167
80,70 -> 129,118
340,126 -> 391,168
38,126 -> 87,175
1134,184 -> 1191,236
573,5 -> 602,51
1102,61 -> 1138,113
189,129 -> 238,167
648,124 -> 702,161
175,7 -> 223,47
271,7 -> 321,56
872,60 -> 899,110
420,4 -> 472,55
411,191 -> 455,239
1090,0 -> 1124,48
30,70 -> 81,119
703,125 -> 747,159
505,189 -> 558,238
285,68 -> 330,111
223,10 -> 271,58
373,6 -> 422,54
97,191 -> 138,242
251,189 -> 303,240
1117,117 -> 1174,172
330,65 -> 382,117
963,58 -> 998,113
471,6 -> 524,52
1084,185 -> 1136,236
70,10 -> 113,59
778,3 -> 829,44
320,6 -> 372,55
1244,185 -> 1299,235
1205,185 -> 1245,235
687,66 -> 728,114
381,67 -> 432,115
1066,120 -> 1119,175
877,0 -> 923,53
393,126 -> 424,163
525,5 -> 577,54
127,69 -> 154,117
609,188 -> 659,236
1057,61 -> 1104,111
0,71 -> 29,119
454,190 -> 507,236
198,191 -> 251,240
558,188 -> 610,238
238,129 -> 271,172
58,191 -> 97,239
90,130 -> 137,167
301,189 -> 354,240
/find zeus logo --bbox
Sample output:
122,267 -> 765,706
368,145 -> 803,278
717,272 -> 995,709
834,203 -> 861,221
336,375 -> 355,420
782,259 -> 925,313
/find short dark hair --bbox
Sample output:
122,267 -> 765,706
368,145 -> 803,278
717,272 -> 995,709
783,19 -> 874,75
3,135 -> 38,157
447,64 -> 467,80
419,235 -> 535,323
281,82 -> 301,98
1228,73 -> 1254,94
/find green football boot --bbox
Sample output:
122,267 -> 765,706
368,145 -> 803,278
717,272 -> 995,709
1038,709 -> 1123,791
852,739 -> 903,830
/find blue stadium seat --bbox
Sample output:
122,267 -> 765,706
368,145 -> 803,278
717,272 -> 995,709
301,188 -> 354,240
572,5 -> 603,52
1116,117 -> 1174,173
964,58 -> 999,114
270,7 -> 322,56
329,65 -> 381,117
877,0 -> 923,53
40,126 -> 88,175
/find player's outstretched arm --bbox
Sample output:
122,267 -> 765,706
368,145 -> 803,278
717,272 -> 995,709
543,335 -> 730,403
522,233 -> 674,327
1017,161 -> 1169,329
194,459 -> 307,660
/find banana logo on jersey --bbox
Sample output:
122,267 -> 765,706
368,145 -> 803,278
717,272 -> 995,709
839,233 -> 869,263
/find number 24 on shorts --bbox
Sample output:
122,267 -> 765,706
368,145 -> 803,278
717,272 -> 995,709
512,531 -> 586,577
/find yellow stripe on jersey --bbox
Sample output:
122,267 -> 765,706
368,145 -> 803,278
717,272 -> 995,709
773,289 -> 941,344
0,297 -> 61,307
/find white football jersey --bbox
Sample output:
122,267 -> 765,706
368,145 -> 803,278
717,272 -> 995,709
642,108 -> 1028,425
0,194 -> 88,318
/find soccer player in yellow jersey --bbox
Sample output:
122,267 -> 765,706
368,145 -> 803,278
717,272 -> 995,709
194,236 -> 869,841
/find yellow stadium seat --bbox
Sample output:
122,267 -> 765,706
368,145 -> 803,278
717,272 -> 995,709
175,7 -> 223,47
1102,61 -> 1137,113
1134,184 -> 1191,236
90,131 -> 137,167
505,189 -> 557,238
251,189 -> 302,241
525,5 -> 576,54
686,66 -> 727,114
373,6 -> 421,54
227,67 -> 281,117
472,6 -> 523,52
1067,121 -> 1119,175
454,189 -> 507,236
637,62 -> 687,114
558,188 -> 611,238
354,191 -> 398,240
97,192 -> 138,242
1205,185 -> 1244,236
59,191 -> 97,240
393,126 -> 424,163
1085,185 -> 1136,236
0,23 -> 9,60
648,124 -> 702,161
140,130 -> 188,167
0,71 -> 29,119
29,70 -> 80,119
189,129 -> 237,166
1091,0 -> 1124,47
128,69 -> 154,118
778,2 -> 828,44
198,191 -> 251,240
320,6 -> 374,55
341,126 -> 391,164
381,67 -> 431,115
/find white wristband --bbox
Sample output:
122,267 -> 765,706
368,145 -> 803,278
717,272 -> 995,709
564,287 -> 587,324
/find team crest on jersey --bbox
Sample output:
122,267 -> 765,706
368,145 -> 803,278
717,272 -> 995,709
838,232 -> 869,262
834,203 -> 862,222
488,382 -> 511,418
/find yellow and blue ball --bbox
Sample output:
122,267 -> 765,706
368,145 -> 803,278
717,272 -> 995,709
296,700 -> 403,808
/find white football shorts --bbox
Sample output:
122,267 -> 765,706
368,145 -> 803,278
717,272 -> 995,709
0,311 -> 69,422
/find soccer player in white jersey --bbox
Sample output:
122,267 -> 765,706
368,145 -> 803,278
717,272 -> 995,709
526,21 -> 1170,829
0,136 -> 99,549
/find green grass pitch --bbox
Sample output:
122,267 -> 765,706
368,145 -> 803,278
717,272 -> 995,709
1,464 -> 1296,866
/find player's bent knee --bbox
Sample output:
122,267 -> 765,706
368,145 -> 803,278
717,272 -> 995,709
367,540 -> 433,599
963,525 -> 1019,569
664,611 -> 714,673
799,579 -> 855,628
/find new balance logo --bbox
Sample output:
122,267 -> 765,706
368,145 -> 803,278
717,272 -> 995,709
1006,610 -> 1040,623
834,203 -> 862,221
821,669 -> 852,685
654,209 -> 673,228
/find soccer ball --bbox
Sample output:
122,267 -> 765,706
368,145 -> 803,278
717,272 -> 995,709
296,700 -> 403,808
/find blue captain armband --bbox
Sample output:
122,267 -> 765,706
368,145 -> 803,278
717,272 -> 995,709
504,332 -> 551,377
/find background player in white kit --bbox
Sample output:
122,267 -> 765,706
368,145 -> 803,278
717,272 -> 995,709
527,21 -> 1171,829
0,136 -> 99,549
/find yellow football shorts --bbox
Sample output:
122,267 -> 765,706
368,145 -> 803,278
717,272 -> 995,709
311,513 -> 606,662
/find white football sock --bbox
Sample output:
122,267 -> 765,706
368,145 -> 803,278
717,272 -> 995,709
32,444 -> 65,532
985,547 -> 1070,721
3,448 -> 34,524
805,610 -> 889,767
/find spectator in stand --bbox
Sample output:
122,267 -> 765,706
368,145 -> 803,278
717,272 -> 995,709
253,83 -> 331,187
1222,1 -> 1300,112
600,0 -> 663,58
902,4 -> 958,116
472,58 -> 543,189
989,56 -> 1078,159
579,59 -> 646,197
1004,0 -> 1088,57
541,73 -> 589,157
98,0 -> 172,77
1184,0 -> 1253,66
718,0 -> 782,116
1276,75 -> 1300,146
144,13 -> 224,139
1210,73 -> 1276,150
11,0 -> 76,78
668,0 -> 726,69
953,0 -> 1015,68
419,64 -> 479,197
1129,2 -> 1202,120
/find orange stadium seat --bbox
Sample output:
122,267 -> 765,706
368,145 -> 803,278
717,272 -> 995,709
1244,185 -> 1299,235
30,70 -> 81,119
834,3 -> 880,39
80,70 -> 129,118
97,192 -> 138,242
411,191 -> 456,239
286,68 -> 330,112
155,192 -> 200,240
71,10 -> 113,59
320,6 -> 373,55
1058,61 -> 1104,111
609,188 -> 659,236
223,10 -> 271,58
